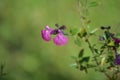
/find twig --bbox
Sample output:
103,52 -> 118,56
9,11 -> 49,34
86,39 -> 99,65
78,0 -> 86,28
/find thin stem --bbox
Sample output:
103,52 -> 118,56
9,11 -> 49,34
78,0 -> 86,28
86,39 -> 114,80
86,39 -> 99,65
78,0 -> 99,65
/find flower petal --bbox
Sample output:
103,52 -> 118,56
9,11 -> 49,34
41,30 -> 51,41
41,26 -> 53,41
53,33 -> 68,46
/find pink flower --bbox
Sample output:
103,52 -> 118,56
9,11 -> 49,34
41,25 -> 68,46
53,32 -> 68,46
41,26 -> 53,41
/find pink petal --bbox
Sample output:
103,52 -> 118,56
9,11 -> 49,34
53,33 -> 68,46
45,26 -> 53,32
41,30 -> 51,41
41,26 -> 53,41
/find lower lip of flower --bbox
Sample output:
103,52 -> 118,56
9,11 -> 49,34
53,33 -> 68,46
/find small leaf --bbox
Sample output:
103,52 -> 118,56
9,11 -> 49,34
94,48 -> 100,54
70,28 -> 79,35
78,27 -> 87,38
100,57 -> 106,66
104,31 -> 110,39
70,63 -> 77,68
80,56 -> 90,63
107,40 -> 115,47
90,28 -> 98,35
89,1 -> 98,7
78,49 -> 84,58
80,65 -> 88,73
74,37 -> 81,46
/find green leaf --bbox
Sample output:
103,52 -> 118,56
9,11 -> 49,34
78,49 -> 84,58
104,31 -> 110,39
70,63 -> 77,68
100,57 -> 106,66
89,1 -> 98,7
74,37 -> 81,46
107,40 -> 115,47
80,65 -> 88,73
70,28 -> 79,35
94,48 -> 100,54
89,28 -> 98,35
78,28 -> 87,38
79,56 -> 90,63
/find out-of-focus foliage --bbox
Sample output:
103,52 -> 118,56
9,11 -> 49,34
0,0 -> 120,80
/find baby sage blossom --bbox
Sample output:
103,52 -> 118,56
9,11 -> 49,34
41,26 -> 53,41
53,30 -> 68,46
41,25 -> 68,46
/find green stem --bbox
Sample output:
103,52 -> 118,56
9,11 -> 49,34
78,0 -> 86,28
86,39 -> 99,65
86,39 -> 114,80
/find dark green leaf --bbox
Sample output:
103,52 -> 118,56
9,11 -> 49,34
100,44 -> 106,53
89,1 -> 98,7
94,48 -> 100,54
104,31 -> 110,39
78,49 -> 84,58
79,56 -> 90,63
80,65 -> 88,73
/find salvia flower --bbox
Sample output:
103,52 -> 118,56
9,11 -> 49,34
114,53 -> 120,65
41,26 -> 53,41
41,25 -> 68,46
53,30 -> 68,46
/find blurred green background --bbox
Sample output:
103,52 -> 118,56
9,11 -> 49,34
0,0 -> 120,80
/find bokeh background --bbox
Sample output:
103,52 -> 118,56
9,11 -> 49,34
0,0 -> 120,80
